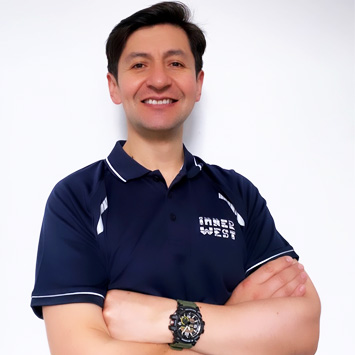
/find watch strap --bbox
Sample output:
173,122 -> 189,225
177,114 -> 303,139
177,299 -> 197,308
169,300 -> 201,350
169,342 -> 192,350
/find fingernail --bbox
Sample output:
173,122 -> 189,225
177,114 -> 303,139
286,256 -> 292,262
300,271 -> 307,280
298,263 -> 304,270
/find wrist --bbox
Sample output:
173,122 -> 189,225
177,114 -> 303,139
157,300 -> 175,343
123,293 -> 175,344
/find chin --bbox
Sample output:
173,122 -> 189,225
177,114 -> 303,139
138,124 -> 184,138
141,119 -> 185,132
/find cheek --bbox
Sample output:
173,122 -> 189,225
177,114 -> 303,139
183,78 -> 201,97
120,78 -> 146,100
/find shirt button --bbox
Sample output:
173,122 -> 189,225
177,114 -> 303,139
153,175 -> 160,182
170,213 -> 176,221
168,192 -> 173,199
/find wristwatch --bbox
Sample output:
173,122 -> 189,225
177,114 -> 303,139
168,300 -> 205,350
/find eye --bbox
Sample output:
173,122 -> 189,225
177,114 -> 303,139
132,63 -> 145,69
170,61 -> 184,67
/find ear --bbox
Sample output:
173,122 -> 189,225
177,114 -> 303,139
195,70 -> 204,102
107,73 -> 122,105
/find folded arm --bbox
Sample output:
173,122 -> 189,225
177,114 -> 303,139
43,304 -> 204,355
195,278 -> 320,355
103,257 -> 321,355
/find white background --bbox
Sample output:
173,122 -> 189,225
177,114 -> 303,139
1,0 -> 354,353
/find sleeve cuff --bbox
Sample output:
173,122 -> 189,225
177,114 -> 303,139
245,249 -> 299,277
31,291 -> 105,319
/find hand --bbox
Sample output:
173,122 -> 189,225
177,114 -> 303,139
103,290 -> 174,343
226,256 -> 308,305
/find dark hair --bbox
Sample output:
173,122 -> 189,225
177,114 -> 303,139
106,1 -> 206,79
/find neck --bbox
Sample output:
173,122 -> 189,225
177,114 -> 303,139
123,132 -> 184,187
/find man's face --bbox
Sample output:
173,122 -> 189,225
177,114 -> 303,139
107,24 -> 204,138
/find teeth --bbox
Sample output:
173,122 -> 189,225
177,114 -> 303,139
144,99 -> 174,105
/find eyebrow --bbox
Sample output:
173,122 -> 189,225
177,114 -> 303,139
124,49 -> 187,62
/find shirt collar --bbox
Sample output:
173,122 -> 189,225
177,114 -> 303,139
105,140 -> 203,182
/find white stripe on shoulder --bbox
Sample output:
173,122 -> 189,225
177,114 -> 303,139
31,291 -> 105,300
245,249 -> 295,274
97,197 -> 108,235
218,193 -> 245,226
105,157 -> 127,182
193,157 -> 202,170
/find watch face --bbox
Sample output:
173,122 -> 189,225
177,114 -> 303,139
177,311 -> 202,341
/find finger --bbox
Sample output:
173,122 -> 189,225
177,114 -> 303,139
257,262 -> 306,296
248,256 -> 297,284
291,283 -> 307,297
290,272 -> 308,297
271,270 -> 308,298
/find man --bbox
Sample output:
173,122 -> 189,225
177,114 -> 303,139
31,2 -> 320,354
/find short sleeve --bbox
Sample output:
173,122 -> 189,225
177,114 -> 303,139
31,177 -> 108,319
243,180 -> 299,276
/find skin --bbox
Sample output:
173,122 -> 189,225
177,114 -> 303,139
44,257 -> 314,355
107,24 -> 204,186
43,24 -> 321,355
108,24 -> 203,137
102,257 -> 320,355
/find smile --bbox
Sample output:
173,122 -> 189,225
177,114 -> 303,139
143,99 -> 177,105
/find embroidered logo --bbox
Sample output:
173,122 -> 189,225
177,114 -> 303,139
199,217 -> 236,240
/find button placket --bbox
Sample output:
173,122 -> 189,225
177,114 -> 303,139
166,186 -> 176,221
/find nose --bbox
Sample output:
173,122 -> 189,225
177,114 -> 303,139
146,64 -> 172,91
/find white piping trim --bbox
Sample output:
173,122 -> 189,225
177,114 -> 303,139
245,249 -> 295,274
218,193 -> 245,226
193,157 -> 202,170
105,157 -> 127,182
31,291 -> 105,300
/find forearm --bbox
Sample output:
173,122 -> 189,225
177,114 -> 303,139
63,331 -> 170,355
43,304 -> 203,355
103,259 -> 320,354
194,284 -> 320,355
67,334 -> 198,355
87,331 -> 202,355
105,279 -> 320,355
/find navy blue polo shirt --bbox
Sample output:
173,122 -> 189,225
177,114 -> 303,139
31,141 -> 298,318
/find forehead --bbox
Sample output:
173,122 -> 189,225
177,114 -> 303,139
121,24 -> 192,59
